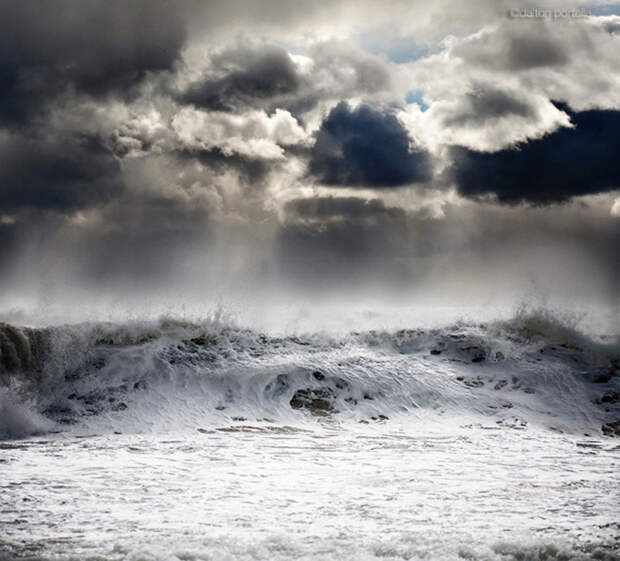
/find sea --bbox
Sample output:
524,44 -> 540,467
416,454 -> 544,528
1,307 -> 619,561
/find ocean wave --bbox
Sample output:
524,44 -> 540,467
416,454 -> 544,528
1,310 -> 618,439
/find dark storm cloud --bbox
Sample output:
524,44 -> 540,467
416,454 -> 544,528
309,102 -> 431,187
0,133 -> 123,213
178,40 -> 395,118
285,196 -> 406,221
180,45 -> 301,112
442,87 -> 535,127
451,105 -> 620,204
177,147 -> 272,184
0,0 -> 186,126
505,34 -> 569,70
453,24 -> 569,72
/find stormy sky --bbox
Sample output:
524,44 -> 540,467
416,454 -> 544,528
0,0 -> 618,323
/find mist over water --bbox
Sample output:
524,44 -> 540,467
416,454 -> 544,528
0,256 -> 617,335
1,187 -> 618,334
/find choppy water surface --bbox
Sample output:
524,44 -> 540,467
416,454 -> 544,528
2,429 -> 619,561
1,310 -> 619,560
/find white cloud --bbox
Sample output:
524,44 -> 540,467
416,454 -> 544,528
396,15 -> 620,156
409,88 -> 571,152
171,107 -> 309,160
446,16 -> 620,112
110,108 -> 168,158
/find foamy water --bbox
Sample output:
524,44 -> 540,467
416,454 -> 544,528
1,310 -> 619,560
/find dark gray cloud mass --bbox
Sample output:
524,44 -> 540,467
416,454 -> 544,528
442,87 -> 535,127
178,147 -> 272,184
181,44 -> 301,112
451,105 -> 620,204
453,24 -> 569,72
505,34 -> 569,70
0,0 -> 186,126
310,102 -> 431,187
0,133 -> 123,213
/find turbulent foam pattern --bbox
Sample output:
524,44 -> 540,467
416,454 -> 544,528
0,311 -> 618,439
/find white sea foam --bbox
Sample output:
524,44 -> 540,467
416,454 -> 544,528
1,429 -> 618,560
0,308 -> 618,438
1,309 -> 618,560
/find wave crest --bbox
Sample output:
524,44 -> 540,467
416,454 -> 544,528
1,310 -> 618,438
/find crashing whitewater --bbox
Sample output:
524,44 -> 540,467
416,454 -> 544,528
2,308 -> 620,561
1,309 -> 618,440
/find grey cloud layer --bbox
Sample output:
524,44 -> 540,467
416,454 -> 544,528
441,87 -> 536,128
177,40 -> 394,120
180,44 -> 301,112
0,133 -> 123,213
0,1 -> 618,308
0,0 -> 187,220
0,0 -> 186,126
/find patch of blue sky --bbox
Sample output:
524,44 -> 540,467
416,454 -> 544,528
585,3 -> 620,16
405,89 -> 429,111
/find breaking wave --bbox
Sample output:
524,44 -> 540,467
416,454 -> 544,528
1,309 -> 618,439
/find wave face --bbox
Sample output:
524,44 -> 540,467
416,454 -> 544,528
1,311 -> 619,439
